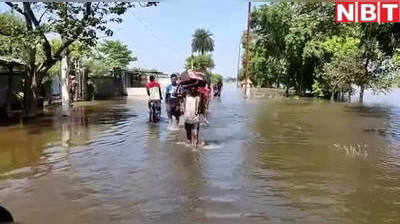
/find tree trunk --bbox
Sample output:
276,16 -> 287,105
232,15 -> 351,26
23,72 -> 41,117
285,86 -> 289,97
48,82 -> 53,106
276,75 -> 280,88
244,78 -> 250,97
348,91 -> 352,103
359,84 -> 365,103
330,89 -> 335,101
61,53 -> 70,115
82,68 -> 88,101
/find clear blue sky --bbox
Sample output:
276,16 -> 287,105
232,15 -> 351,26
1,1 -> 264,77
112,0 -> 256,77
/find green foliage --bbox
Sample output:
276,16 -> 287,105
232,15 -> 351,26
210,73 -> 223,84
86,59 -> 109,77
97,40 -> 136,69
129,68 -> 161,73
312,81 -> 324,97
47,62 -> 60,78
244,2 -> 400,100
0,2 -> 145,114
2,2 -> 136,71
84,40 -> 136,77
0,13 -> 40,65
47,39 -> 135,77
246,2 -> 297,91
185,54 -> 215,72
395,76 -> 400,88
191,29 -> 215,55
315,36 -> 361,95
320,36 -> 360,58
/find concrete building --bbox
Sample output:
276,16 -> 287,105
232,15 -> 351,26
124,70 -> 170,97
0,57 -> 26,118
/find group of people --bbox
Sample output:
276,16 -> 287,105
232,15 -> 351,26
146,71 -> 221,147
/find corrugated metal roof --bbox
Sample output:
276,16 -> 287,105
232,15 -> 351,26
0,56 -> 25,66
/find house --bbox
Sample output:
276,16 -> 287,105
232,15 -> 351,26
48,68 -> 171,100
124,70 -> 170,97
0,57 -> 26,118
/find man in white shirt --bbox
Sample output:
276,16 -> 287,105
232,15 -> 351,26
146,75 -> 163,122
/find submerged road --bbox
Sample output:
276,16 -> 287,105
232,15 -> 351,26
0,85 -> 399,224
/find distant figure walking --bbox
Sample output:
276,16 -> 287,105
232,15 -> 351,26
213,80 -> 223,97
198,82 -> 211,122
0,205 -> 13,223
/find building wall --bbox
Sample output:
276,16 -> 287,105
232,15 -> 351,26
0,74 -> 24,111
0,76 -> 8,107
91,77 -> 121,99
126,77 -> 170,97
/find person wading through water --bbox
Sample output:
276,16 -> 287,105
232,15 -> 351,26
198,81 -> 211,124
179,70 -> 208,147
165,73 -> 181,128
214,80 -> 223,97
146,75 -> 163,123
183,86 -> 201,146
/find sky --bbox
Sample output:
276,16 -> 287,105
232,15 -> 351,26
1,1 -> 265,78
111,0 -> 254,77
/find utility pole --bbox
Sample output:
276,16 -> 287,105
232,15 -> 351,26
60,50 -> 70,116
244,1 -> 252,96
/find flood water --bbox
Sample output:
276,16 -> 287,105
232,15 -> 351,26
0,85 -> 399,224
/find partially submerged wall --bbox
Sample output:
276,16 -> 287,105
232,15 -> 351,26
0,74 -> 24,111
91,77 -> 125,99
126,77 -> 170,97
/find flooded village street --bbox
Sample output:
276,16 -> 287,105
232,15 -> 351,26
0,85 -> 399,224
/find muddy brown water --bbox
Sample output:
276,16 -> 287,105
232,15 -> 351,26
0,85 -> 399,224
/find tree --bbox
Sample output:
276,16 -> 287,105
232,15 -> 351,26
185,54 -> 215,72
191,29 -> 215,55
248,2 -> 294,95
246,1 -> 399,100
86,59 -> 109,77
97,40 -> 136,70
210,73 -> 223,84
1,2 -> 154,116
316,36 -> 361,100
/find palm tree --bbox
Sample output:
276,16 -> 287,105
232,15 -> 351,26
191,29 -> 215,55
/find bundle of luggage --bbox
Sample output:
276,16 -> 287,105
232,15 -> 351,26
179,70 -> 207,87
